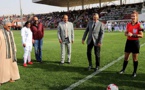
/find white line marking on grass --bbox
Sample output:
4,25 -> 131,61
64,42 -> 145,90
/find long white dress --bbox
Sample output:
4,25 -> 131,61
0,29 -> 20,84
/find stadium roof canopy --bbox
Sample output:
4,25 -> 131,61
32,0 -> 118,7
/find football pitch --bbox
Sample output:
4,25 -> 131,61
1,30 -> 145,90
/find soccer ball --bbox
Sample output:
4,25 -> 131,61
106,84 -> 119,90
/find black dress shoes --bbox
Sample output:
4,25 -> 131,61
67,62 -> 71,64
37,61 -> 43,63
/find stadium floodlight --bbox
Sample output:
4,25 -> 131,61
19,0 -> 23,27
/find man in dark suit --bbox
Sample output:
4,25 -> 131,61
82,13 -> 104,71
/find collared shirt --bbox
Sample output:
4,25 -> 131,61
92,21 -> 98,27
64,22 -> 68,37
92,21 -> 98,31
126,22 -> 143,40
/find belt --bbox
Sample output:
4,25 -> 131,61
65,37 -> 68,39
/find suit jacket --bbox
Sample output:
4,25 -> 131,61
57,21 -> 74,43
82,21 -> 104,46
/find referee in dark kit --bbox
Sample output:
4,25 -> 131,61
119,10 -> 143,77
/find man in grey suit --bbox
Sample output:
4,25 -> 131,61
57,15 -> 74,64
82,13 -> 104,71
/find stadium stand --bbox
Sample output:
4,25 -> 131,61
0,2 -> 143,29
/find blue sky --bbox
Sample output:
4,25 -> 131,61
0,0 -> 143,16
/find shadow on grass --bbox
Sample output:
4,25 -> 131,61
16,59 -> 145,90
17,58 -> 92,75
76,71 -> 145,90
16,58 -> 94,89
49,85 -> 105,90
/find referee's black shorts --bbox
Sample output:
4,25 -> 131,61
124,39 -> 140,54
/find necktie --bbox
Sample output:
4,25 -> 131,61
65,23 -> 68,38
92,23 -> 96,39
92,23 -> 96,31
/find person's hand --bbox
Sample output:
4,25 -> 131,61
72,41 -> 74,44
82,40 -> 85,44
97,43 -> 101,47
23,44 -> 26,47
59,39 -> 62,43
128,32 -> 133,37
32,39 -> 35,44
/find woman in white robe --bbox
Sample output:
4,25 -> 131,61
21,21 -> 33,67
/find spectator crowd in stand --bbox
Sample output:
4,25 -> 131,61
0,2 -> 143,29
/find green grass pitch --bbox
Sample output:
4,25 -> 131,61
1,30 -> 145,90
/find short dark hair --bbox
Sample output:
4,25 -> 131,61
24,21 -> 31,27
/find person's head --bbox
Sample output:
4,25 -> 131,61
24,21 -> 31,28
33,16 -> 39,25
3,21 -> 12,31
93,13 -> 99,22
131,10 -> 138,23
63,15 -> 68,23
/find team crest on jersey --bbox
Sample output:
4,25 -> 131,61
133,29 -> 137,34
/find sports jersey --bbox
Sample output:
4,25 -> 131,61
126,22 -> 143,40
